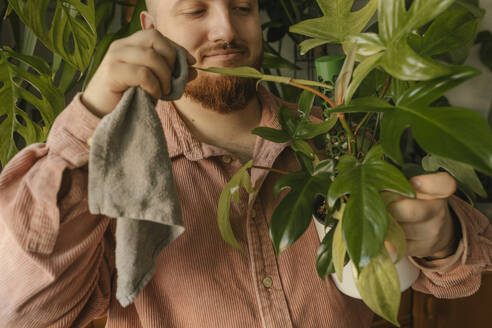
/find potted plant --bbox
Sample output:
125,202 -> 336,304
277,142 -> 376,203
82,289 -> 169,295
206,0 -> 492,325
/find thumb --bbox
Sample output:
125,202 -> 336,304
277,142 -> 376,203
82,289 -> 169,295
410,172 -> 456,200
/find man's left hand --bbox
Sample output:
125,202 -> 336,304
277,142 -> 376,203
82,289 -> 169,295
386,172 -> 460,259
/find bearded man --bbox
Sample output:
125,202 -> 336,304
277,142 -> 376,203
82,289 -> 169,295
0,1 -> 491,327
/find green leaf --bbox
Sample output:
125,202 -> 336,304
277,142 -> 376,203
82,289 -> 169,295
353,248 -> 401,326
335,96 -> 393,114
345,53 -> 384,103
422,154 -> 487,199
297,90 -> 316,118
332,203 -> 347,282
291,139 -> 315,160
396,66 -> 480,107
294,116 -> 338,140
379,0 -> 456,44
290,0 -> 377,43
327,146 -> 415,272
270,170 -> 332,256
251,126 -> 290,143
217,160 -> 255,254
278,105 -> 298,137
0,47 -> 64,167
381,104 -> 492,177
7,0 -> 97,72
415,10 -> 480,57
346,33 -> 386,57
316,221 -> 337,278
299,38 -> 331,55
380,39 -> 452,81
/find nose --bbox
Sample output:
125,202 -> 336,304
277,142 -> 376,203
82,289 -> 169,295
207,7 -> 238,43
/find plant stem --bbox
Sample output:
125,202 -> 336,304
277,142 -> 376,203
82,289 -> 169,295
354,75 -> 392,136
338,114 -> 356,154
288,81 -> 336,108
252,165 -> 291,175
289,0 -> 301,22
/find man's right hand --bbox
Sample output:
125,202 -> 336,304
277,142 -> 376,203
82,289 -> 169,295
82,29 -> 196,118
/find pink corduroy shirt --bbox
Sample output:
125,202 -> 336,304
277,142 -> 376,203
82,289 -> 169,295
0,86 -> 491,328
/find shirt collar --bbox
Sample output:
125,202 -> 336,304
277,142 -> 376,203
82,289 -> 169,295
154,85 -> 288,161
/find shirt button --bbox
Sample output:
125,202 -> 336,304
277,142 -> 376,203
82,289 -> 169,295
221,155 -> 232,164
250,208 -> 256,218
262,277 -> 273,288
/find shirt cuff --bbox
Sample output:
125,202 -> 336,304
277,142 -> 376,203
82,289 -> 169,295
46,92 -> 102,167
409,196 -> 468,272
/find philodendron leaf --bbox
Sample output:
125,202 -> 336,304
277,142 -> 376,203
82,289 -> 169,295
299,38 -> 332,55
316,221 -> 338,278
251,127 -> 290,143
381,104 -> 492,177
422,154 -> 487,201
332,203 -> 347,282
197,67 -> 333,90
0,47 -> 64,167
217,160 -> 255,254
291,140 -> 315,160
298,90 -> 316,118
8,0 -> 97,72
353,248 -> 401,326
344,53 -> 384,104
327,146 -> 415,272
270,169 -> 332,256
293,116 -> 338,140
290,0 -> 377,44
412,10 -> 480,58
396,66 -> 480,107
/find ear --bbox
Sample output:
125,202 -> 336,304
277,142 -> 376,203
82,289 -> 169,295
140,10 -> 156,30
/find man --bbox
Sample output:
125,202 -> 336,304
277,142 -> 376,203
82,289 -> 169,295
0,0 -> 490,327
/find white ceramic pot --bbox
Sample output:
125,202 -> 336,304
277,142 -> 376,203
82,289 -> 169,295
313,217 -> 419,299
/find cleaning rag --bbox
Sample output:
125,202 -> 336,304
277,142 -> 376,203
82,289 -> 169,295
88,44 -> 189,308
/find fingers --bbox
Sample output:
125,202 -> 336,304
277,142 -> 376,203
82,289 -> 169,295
387,197 -> 445,223
116,45 -> 173,95
409,172 -> 456,200
108,61 -> 163,100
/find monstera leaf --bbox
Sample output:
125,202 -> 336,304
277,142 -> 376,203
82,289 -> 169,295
270,161 -> 333,256
291,0 -> 378,54
7,0 -> 97,72
327,146 -> 415,272
0,47 -> 64,167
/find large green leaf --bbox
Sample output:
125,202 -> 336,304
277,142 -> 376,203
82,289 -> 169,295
270,169 -> 332,256
381,104 -> 492,177
422,154 -> 487,200
0,47 -> 64,167
396,66 -> 480,107
217,160 -> 255,254
299,38 -> 332,56
293,117 -> 338,140
409,10 -> 480,57
8,0 -> 97,72
353,248 -> 401,326
289,0 -> 377,43
327,146 -> 415,272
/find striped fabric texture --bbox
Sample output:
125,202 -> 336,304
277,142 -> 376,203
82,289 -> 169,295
0,87 -> 491,328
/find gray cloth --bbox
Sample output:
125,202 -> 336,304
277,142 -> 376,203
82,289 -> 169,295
88,45 -> 189,307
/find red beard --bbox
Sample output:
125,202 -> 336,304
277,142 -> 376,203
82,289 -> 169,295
183,73 -> 257,114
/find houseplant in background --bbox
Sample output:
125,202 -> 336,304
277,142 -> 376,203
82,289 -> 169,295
206,0 -> 492,325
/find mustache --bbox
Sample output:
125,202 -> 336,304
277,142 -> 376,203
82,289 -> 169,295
199,41 -> 248,56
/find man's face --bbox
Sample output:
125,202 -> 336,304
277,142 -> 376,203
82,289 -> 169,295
150,0 -> 263,113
